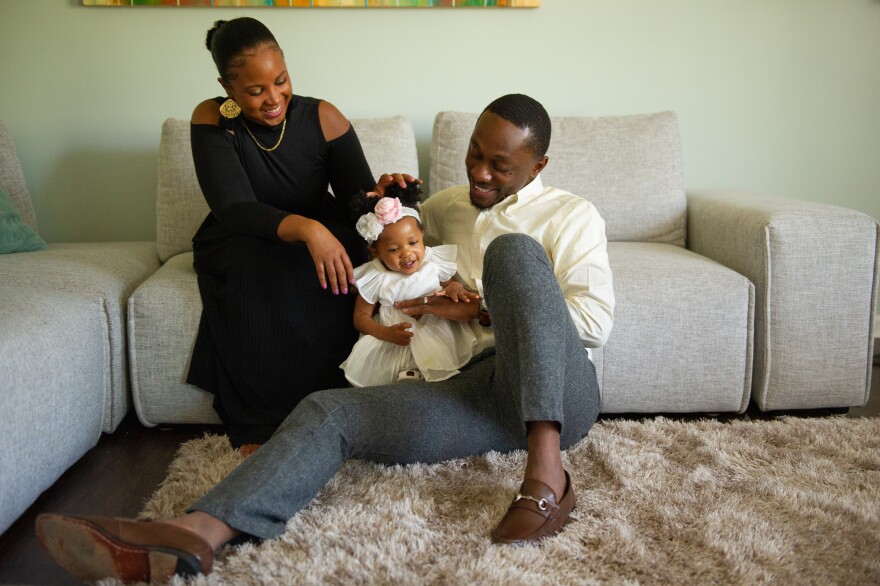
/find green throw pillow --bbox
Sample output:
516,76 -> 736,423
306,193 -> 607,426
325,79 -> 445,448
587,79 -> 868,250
0,187 -> 46,254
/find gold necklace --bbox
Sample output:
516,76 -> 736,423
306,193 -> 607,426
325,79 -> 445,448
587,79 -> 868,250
242,117 -> 287,152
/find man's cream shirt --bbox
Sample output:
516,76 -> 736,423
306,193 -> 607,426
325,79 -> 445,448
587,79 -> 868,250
421,175 -> 615,356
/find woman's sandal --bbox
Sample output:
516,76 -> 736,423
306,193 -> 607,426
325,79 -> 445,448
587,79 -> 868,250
239,444 -> 261,457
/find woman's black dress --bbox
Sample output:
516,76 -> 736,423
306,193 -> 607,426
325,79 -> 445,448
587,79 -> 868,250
187,95 -> 373,447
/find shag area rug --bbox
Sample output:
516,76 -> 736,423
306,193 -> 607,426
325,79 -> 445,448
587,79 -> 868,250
129,416 -> 880,585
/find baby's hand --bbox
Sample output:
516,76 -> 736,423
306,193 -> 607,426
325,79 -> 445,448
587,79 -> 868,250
436,282 -> 481,303
382,322 -> 414,346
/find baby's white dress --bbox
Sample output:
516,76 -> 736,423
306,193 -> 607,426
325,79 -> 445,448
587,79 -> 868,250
340,245 -> 478,387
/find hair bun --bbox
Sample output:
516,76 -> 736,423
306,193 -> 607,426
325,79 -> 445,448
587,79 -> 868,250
383,181 -> 423,208
205,19 -> 228,51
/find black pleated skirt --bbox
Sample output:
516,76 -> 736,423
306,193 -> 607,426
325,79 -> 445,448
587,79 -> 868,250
187,220 -> 366,447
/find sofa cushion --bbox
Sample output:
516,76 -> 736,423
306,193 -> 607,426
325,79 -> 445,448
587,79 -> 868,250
0,286 -> 105,534
0,242 -> 160,432
127,252 -> 220,426
156,116 -> 421,263
0,121 -> 39,233
0,187 -> 46,254
429,111 -> 686,246
598,242 -> 754,413
128,243 -> 754,423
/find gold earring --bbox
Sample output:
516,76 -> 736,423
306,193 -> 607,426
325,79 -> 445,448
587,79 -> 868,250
219,98 -> 241,119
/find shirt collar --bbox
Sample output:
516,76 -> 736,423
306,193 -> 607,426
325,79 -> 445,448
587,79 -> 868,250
494,174 -> 545,213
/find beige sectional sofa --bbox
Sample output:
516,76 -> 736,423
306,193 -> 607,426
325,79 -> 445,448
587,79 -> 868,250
0,121 -> 160,534
1,111 -> 876,536
129,111 -> 878,425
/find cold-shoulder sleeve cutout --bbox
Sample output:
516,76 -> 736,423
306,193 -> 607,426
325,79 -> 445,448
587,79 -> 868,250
318,100 -> 351,142
191,99 -> 221,125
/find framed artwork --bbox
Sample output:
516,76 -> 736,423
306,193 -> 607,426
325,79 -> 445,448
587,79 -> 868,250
83,1 -> 540,7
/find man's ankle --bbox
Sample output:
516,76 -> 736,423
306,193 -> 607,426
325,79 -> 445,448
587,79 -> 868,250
165,513 -> 238,551
524,460 -> 566,498
524,420 -> 566,496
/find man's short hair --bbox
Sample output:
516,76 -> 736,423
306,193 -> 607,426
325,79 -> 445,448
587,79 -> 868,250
483,94 -> 551,159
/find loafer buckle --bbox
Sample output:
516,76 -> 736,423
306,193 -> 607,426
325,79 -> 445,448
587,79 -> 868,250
513,493 -> 549,511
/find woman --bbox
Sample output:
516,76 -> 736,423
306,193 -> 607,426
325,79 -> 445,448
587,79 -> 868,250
188,17 -> 413,451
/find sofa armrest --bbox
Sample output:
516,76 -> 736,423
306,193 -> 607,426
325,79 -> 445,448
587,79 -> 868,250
1,241 -> 161,432
687,189 -> 879,411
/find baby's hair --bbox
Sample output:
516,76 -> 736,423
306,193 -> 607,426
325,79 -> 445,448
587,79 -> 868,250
350,181 -> 423,222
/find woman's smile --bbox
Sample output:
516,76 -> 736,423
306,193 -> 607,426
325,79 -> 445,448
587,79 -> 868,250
262,104 -> 284,119
222,43 -> 292,127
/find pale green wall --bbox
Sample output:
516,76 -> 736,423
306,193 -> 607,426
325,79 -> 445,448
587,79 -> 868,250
1,0 -> 878,243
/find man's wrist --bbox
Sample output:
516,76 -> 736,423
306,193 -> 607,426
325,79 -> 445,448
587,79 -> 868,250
477,298 -> 491,327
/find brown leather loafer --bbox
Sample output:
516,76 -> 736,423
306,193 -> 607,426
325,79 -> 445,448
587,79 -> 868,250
36,514 -> 213,583
491,470 -> 576,545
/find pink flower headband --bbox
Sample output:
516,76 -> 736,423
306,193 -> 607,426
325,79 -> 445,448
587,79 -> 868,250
355,197 -> 421,244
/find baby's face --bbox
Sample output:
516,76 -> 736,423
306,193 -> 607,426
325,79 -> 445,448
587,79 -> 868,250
372,217 -> 425,276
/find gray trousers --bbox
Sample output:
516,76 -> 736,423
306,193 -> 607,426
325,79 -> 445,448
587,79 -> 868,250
192,234 -> 601,539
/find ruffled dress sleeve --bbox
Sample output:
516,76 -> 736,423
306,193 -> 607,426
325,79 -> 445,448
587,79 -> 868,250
427,244 -> 459,282
353,260 -> 388,304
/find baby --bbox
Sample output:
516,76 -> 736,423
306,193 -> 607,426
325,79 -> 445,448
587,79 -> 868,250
340,182 -> 478,387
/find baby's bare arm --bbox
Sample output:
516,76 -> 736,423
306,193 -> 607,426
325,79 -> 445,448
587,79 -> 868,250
354,294 -> 413,345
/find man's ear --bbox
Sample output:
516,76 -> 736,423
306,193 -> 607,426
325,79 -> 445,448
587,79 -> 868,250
530,155 -> 549,179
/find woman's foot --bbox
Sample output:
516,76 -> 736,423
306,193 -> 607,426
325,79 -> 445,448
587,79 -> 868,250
239,443 -> 261,457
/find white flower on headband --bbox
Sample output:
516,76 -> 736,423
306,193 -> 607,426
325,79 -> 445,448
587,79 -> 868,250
355,197 -> 421,244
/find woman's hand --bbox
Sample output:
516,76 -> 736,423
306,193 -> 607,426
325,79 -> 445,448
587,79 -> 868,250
395,295 -> 480,322
370,173 -> 423,197
301,220 -> 354,295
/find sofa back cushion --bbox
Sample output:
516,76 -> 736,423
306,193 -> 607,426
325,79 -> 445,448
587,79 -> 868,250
0,121 -> 39,233
156,116 -> 420,262
429,110 -> 686,246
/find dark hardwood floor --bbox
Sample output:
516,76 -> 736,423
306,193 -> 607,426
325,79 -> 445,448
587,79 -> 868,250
1,364 -> 878,585
0,419 -> 220,585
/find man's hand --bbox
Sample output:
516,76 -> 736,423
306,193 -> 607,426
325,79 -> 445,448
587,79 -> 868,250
395,295 -> 480,322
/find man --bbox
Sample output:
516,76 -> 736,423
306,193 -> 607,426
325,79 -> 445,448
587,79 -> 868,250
36,94 -> 614,583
